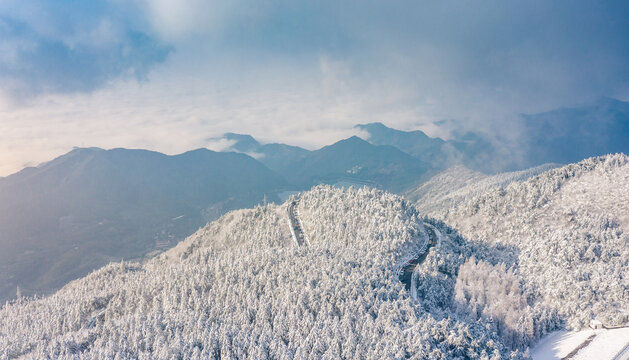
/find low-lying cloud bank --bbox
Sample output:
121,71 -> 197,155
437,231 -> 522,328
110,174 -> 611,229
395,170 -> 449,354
1,0 -> 628,176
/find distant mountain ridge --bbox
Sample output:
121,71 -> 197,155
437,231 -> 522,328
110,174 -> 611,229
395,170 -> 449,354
286,136 -> 431,191
354,122 -> 454,167
355,122 -> 500,172
0,147 -> 286,302
218,132 -> 309,176
212,98 -> 629,177
354,98 -> 629,173
1,97 -> 628,302
517,97 -> 629,168
214,133 -> 434,191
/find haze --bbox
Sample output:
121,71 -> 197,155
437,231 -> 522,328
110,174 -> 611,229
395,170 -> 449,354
1,0 -> 628,176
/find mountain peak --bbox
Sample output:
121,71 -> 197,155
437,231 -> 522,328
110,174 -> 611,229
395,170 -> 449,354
322,136 -> 373,151
342,135 -> 369,144
355,122 -> 432,140
353,122 -> 455,170
222,133 -> 261,152
70,146 -> 105,153
355,122 -> 389,131
59,147 -> 105,161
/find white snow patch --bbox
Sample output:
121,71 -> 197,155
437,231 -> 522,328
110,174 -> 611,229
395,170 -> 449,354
531,329 -> 594,360
572,327 -> 629,360
532,328 -> 629,360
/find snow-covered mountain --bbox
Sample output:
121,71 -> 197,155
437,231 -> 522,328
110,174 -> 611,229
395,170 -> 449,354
408,163 -> 559,216
1,104 -> 628,357
0,147 -> 286,302
440,154 -> 629,331
1,186 -> 530,359
5,165 -> 626,358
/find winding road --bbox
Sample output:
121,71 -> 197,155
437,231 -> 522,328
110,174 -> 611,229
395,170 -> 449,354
288,198 -> 308,246
287,196 -> 439,297
398,223 -> 440,291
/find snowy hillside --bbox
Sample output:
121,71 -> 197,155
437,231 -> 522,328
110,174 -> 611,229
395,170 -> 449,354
1,186 -> 523,359
2,165 -> 626,358
441,154 -> 629,330
407,163 -> 558,216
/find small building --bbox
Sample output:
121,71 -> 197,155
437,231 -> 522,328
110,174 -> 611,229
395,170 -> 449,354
589,319 -> 603,329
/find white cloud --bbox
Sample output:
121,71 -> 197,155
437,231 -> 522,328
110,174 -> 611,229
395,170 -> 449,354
244,151 -> 265,160
136,0 -> 268,43
0,51 -> 430,176
141,0 -> 215,40
205,138 -> 237,152
1,0 -> 628,176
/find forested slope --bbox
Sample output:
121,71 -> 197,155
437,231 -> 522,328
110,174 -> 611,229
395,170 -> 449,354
408,163 -> 558,217
4,162 -> 624,359
1,186 -> 522,359
441,154 -> 629,330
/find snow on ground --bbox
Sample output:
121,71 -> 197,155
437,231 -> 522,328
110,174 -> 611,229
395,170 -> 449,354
556,163 -> 629,231
531,329 -> 594,360
532,328 -> 629,360
572,327 -> 629,360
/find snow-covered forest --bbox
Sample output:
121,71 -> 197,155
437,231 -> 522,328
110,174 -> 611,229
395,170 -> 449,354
1,155 -> 627,359
442,154 -> 629,330
407,163 -> 558,217
1,186 -> 519,359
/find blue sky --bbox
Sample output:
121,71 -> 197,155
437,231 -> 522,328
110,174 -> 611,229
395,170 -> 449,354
0,0 -> 628,175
